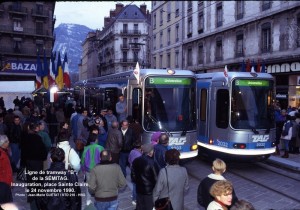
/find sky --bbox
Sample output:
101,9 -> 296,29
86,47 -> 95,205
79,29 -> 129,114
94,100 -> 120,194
54,1 -> 152,30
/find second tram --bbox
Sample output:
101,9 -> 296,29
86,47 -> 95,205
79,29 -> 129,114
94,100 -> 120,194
74,69 -> 198,159
196,72 -> 276,160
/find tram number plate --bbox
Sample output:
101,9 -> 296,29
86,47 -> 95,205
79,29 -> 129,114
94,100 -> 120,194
169,145 -> 182,150
256,143 -> 265,148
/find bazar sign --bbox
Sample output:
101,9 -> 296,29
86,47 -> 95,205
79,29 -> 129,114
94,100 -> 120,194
1,60 -> 37,73
267,62 -> 300,73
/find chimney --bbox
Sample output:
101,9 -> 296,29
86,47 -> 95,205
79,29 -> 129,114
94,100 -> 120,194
115,3 -> 124,15
104,17 -> 110,27
110,10 -> 116,18
140,4 -> 146,15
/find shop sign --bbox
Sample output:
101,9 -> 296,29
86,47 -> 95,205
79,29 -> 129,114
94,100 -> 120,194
1,60 -> 36,73
267,62 -> 300,73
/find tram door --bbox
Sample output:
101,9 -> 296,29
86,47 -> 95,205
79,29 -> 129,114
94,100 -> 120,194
104,88 -> 118,114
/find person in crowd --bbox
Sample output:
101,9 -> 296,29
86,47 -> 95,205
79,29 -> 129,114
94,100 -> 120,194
47,106 -> 58,145
81,129 -> 104,206
151,131 -> 161,145
39,113 -> 49,134
197,158 -> 238,209
36,147 -> 81,210
281,114 -> 293,158
128,141 -> 142,205
37,121 -> 52,170
290,115 -> 298,154
153,133 -> 169,170
0,135 -> 13,203
56,122 -> 81,173
153,149 -> 189,210
0,113 -> 7,135
70,106 -> 81,142
88,150 -> 126,210
274,107 -> 286,155
76,108 -> 89,156
99,109 -> 108,132
116,94 -> 127,122
105,108 -> 117,129
13,106 -> 24,123
55,106 -> 65,125
8,115 -> 23,172
127,115 -> 143,143
131,143 -> 158,210
0,96 -> 4,108
4,109 -> 14,128
230,200 -> 255,210
95,118 -> 107,147
207,180 -> 234,210
119,119 -> 136,177
21,122 -> 47,210
105,121 -> 122,164
294,112 -> 300,154
13,96 -> 20,107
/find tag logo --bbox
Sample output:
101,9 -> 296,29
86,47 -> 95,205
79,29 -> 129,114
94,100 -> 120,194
252,135 -> 269,142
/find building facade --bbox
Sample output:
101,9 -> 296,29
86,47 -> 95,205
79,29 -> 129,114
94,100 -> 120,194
152,1 -> 300,109
96,3 -> 151,76
0,1 -> 55,82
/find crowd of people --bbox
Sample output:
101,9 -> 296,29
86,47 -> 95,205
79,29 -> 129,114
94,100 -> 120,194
0,93 -> 263,210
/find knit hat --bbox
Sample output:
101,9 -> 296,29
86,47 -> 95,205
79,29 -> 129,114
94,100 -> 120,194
0,135 -> 8,147
142,143 -> 154,154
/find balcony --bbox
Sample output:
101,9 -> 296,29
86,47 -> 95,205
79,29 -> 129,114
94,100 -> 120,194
120,30 -> 141,36
8,5 -> 28,15
31,9 -> 49,18
0,46 -> 52,56
0,25 -> 52,37
130,44 -> 141,50
120,44 -> 130,50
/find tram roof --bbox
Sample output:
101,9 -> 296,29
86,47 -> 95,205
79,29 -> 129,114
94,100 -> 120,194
75,69 -> 195,87
196,72 -> 274,80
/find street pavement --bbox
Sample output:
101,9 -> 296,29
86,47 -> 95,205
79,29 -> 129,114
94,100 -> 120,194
10,151 -> 300,210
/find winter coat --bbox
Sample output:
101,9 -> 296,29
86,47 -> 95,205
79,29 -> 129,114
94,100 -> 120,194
0,147 -> 13,186
105,127 -> 122,153
57,141 -> 81,172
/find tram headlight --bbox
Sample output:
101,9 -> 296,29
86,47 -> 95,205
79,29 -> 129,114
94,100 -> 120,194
191,144 -> 198,151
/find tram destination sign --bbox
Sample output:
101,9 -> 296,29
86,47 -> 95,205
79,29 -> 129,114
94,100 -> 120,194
235,80 -> 269,87
148,77 -> 192,85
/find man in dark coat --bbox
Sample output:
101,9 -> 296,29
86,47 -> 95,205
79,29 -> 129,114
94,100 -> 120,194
131,143 -> 158,210
8,115 -> 22,172
105,121 -> 122,164
153,133 -> 169,170
119,119 -> 136,177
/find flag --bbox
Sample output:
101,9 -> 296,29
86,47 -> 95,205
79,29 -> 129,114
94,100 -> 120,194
36,50 -> 42,89
55,52 -> 64,90
42,49 -> 49,89
133,62 -> 140,81
49,51 -> 56,86
261,60 -> 266,73
257,59 -> 261,73
224,65 -> 228,84
246,59 -> 251,72
241,60 -> 245,72
63,53 -> 71,88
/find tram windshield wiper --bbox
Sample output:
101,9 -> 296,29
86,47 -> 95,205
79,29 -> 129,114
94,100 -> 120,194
251,128 -> 259,135
148,114 -> 172,137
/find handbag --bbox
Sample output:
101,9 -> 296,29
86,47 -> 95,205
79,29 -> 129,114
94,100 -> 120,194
17,167 -> 27,181
154,168 -> 173,210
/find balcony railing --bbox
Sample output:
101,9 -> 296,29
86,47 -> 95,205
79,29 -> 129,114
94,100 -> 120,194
0,46 -> 52,56
31,9 -> 49,18
120,44 -> 130,49
8,5 -> 27,15
0,25 -> 52,37
120,30 -> 141,35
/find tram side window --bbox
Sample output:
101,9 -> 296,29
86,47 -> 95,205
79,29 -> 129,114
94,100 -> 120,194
200,89 -> 207,121
132,88 -> 142,123
104,88 -> 118,113
216,89 -> 229,128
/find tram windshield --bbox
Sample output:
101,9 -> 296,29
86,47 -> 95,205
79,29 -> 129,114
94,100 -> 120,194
144,77 -> 196,132
231,79 -> 275,129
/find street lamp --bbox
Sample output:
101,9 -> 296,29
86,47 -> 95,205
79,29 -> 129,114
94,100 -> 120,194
50,85 -> 58,103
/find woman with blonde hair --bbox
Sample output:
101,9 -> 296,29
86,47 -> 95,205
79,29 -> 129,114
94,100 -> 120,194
207,180 -> 233,210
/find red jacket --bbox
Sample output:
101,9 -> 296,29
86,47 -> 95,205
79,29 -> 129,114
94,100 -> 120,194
0,147 -> 13,186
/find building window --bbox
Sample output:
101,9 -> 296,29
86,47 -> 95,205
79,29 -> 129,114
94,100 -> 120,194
175,51 -> 179,68
36,4 -> 43,15
187,1 -> 193,12
198,1 -> 204,8
167,28 -> 171,45
160,9 -> 163,25
198,44 -> 203,64
13,39 -> 22,53
153,13 -> 156,29
36,43 -> 43,53
188,17 -> 192,37
187,48 -> 193,66
198,12 -> 204,34
13,19 -> 23,32
134,24 -> 138,34
123,51 -> 127,62
123,24 -> 128,33
216,3 -> 223,27
297,14 -> 300,47
236,1 -> 244,20
216,38 -> 223,61
261,23 -> 271,53
160,31 -> 163,48
176,24 -> 179,42
160,55 -> 163,68
167,53 -> 170,68
167,2 -> 171,22
175,1 -> 180,17
153,56 -> 156,68
153,35 -> 156,50
236,33 -> 244,57
262,0 -> 271,11
36,21 -> 43,35
133,51 -> 139,62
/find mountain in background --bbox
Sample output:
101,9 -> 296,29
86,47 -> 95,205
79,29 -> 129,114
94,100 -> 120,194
54,23 -> 94,72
